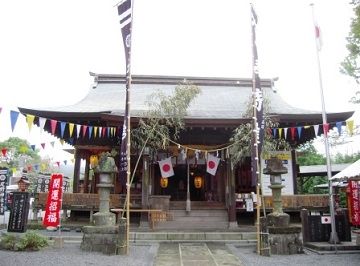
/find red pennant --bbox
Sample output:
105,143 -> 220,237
50,120 -> 58,135
27,165 -> 32,171
102,127 -> 106,137
323,123 -> 329,137
1,148 -> 7,157
82,125 -> 88,138
290,127 -> 296,140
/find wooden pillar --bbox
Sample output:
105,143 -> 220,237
84,155 -> 90,193
73,149 -> 81,193
140,153 -> 150,227
291,149 -> 298,194
228,159 -> 237,226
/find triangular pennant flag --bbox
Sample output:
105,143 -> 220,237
63,160 -> 67,166
336,122 -> 342,135
39,117 -> 47,132
297,127 -> 302,139
50,141 -> 55,148
304,125 -> 311,129
88,126 -> 93,139
11,167 -> 17,174
346,120 -> 354,135
290,127 -> 296,140
34,164 -> 39,171
41,143 -> 46,149
99,127 -> 103,137
76,124 -> 81,138
41,163 -> 47,171
69,138 -> 74,145
82,125 -> 88,138
284,128 -> 288,139
56,161 -> 60,167
60,122 -> 66,138
102,127 -> 106,137
0,107 -> 2,114
71,158 -> 75,163
1,148 -> 7,157
10,110 -> 19,132
69,123 -> 75,137
27,165 -> 32,171
31,144 -> 36,151
323,123 -> 330,137
50,119 -> 58,135
107,127 -> 110,138
279,128 -> 283,139
19,145 -> 28,153
60,139 -> 64,145
94,127 -> 98,138
314,125 -> 319,136
158,157 -> 174,178
26,114 -> 35,131
206,153 -> 220,176
272,128 -> 277,138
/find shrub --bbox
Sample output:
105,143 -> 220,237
0,231 -> 48,251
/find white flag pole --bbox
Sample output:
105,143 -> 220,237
310,3 -> 339,247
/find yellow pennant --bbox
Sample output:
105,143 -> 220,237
279,128 -> 283,138
346,120 -> 354,135
60,139 -> 65,145
94,127 -> 98,138
26,114 -> 35,131
69,123 -> 75,137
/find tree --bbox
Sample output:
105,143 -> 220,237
229,97 -> 290,165
296,141 -> 326,166
131,82 -> 201,153
341,0 -> 360,103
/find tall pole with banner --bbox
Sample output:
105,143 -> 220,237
310,3 -> 339,245
117,0 -> 133,254
250,3 -> 265,255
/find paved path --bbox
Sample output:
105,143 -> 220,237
154,243 -> 244,266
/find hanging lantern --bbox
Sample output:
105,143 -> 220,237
194,176 -> 203,189
90,155 -> 99,169
160,177 -> 168,188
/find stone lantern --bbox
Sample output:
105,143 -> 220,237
263,156 -> 289,227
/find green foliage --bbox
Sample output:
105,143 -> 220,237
229,97 -> 291,164
0,231 -> 48,251
296,141 -> 326,166
131,82 -> 201,152
341,0 -> 360,102
332,151 -> 360,164
302,176 -> 328,194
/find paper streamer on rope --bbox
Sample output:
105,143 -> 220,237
89,126 -> 93,139
284,128 -> 288,139
60,122 -> 66,138
336,121 -> 342,135
314,124 -> 319,136
82,125 -> 87,138
94,127 -> 98,138
76,124 -> 81,138
297,127 -> 302,139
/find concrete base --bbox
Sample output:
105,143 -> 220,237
268,226 -> 303,255
228,221 -> 238,229
53,237 -> 64,248
81,220 -> 127,255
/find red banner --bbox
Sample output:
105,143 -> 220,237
348,180 -> 360,226
43,173 -> 63,227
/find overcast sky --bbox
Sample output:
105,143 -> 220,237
0,0 -> 359,153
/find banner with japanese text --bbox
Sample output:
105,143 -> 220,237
43,173 -> 63,227
348,180 -> 360,226
0,168 -> 8,215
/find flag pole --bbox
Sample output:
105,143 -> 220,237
310,3 -> 339,247
117,0 -> 134,255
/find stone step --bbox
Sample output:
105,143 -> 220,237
170,209 -> 227,217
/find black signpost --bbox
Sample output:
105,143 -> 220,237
7,192 -> 30,233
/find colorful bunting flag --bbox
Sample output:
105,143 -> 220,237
26,114 -> 35,131
10,110 -> 19,132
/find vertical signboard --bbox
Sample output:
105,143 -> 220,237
261,151 -> 294,195
7,192 -> 30,232
43,173 -> 63,228
0,168 -> 8,215
348,180 -> 360,226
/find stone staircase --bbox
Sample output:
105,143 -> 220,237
154,201 -> 229,230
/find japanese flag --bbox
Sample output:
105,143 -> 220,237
158,157 -> 174,178
206,154 -> 220,176
321,216 -> 331,224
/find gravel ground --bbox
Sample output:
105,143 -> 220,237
0,243 -> 159,266
227,244 -> 360,266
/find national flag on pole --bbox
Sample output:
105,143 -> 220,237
118,0 -> 133,184
206,154 -> 220,176
158,157 -> 174,178
250,4 -> 264,183
314,22 -> 322,51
